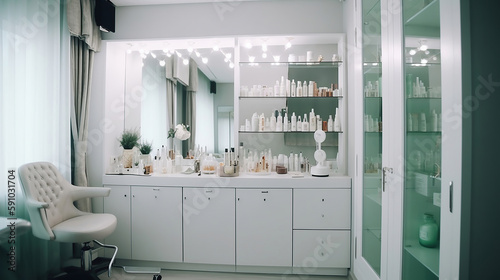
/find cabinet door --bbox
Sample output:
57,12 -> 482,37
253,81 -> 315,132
294,189 -> 351,229
183,187 -> 235,265
293,230 -> 350,269
103,185 -> 131,259
131,186 -> 182,262
236,189 -> 292,267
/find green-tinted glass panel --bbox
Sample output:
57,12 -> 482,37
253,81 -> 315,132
362,0 -> 382,276
402,0 -> 441,279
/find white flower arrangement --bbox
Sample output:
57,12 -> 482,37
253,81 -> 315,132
168,124 -> 191,141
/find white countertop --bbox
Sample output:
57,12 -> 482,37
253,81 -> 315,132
102,172 -> 351,189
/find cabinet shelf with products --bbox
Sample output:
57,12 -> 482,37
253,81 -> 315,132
236,35 -> 346,175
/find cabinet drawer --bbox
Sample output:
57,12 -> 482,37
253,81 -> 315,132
294,189 -> 351,229
293,230 -> 350,269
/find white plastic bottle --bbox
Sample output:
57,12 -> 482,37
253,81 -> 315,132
291,79 -> 296,97
328,115 -> 334,132
276,111 -> 283,131
316,114 -> 322,131
274,80 -> 280,97
297,116 -> 302,132
333,108 -> 341,132
283,112 -> 289,131
308,81 -> 314,97
309,109 -> 316,131
302,81 -> 308,97
291,112 -> 297,131
302,114 -> 309,131
270,112 -> 277,131
297,81 -> 303,97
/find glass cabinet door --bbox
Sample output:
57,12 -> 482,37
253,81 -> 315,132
402,0 -> 441,279
361,0 -> 383,277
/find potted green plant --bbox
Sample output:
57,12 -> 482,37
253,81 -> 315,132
139,141 -> 153,165
118,129 -> 141,168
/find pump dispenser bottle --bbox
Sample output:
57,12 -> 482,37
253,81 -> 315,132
270,111 -> 277,131
303,81 -> 308,96
276,111 -> 283,131
297,81 -> 302,97
283,112 -> 289,131
297,116 -> 302,132
291,112 -> 297,131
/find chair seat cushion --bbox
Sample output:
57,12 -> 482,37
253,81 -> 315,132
52,213 -> 117,243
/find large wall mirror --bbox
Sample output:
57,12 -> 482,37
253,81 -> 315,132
122,38 -> 235,156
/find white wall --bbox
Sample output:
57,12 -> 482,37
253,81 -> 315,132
103,0 -> 344,41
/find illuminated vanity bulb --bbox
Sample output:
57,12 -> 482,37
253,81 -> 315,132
229,62 -> 234,68
285,41 -> 292,50
262,52 -> 267,58
409,49 -> 417,56
166,52 -> 172,57
419,44 -> 428,51
245,41 -> 253,49
144,49 -> 150,55
202,57 -> 208,64
163,49 -> 169,53
249,56 -> 255,63
187,47 -> 193,53
159,60 -> 166,67
225,53 -> 232,60
140,53 -> 147,59
150,52 -> 156,59
183,58 -> 189,65
213,45 -> 220,51
195,51 -> 201,57
421,58 -> 428,64
273,55 -> 280,63
176,51 -> 182,57
262,43 -> 267,52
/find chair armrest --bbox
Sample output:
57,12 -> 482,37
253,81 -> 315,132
71,186 -> 111,201
25,198 -> 49,209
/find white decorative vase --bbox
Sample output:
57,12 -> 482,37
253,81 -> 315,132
122,149 -> 134,168
139,154 -> 151,165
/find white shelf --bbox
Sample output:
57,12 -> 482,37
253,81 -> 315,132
404,239 -> 439,277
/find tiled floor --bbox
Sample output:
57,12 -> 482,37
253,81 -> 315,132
99,267 -> 349,280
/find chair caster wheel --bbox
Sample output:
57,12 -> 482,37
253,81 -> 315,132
153,274 -> 162,280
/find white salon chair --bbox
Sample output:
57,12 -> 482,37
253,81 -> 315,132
18,162 -> 118,279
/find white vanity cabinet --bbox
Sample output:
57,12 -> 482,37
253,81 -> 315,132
103,185 -> 131,259
235,188 -> 292,268
292,189 -> 351,275
182,187 -> 235,265
131,186 -> 183,262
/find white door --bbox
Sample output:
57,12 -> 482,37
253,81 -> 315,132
236,188 -> 292,267
183,187 -> 235,265
103,185 -> 131,259
131,186 -> 183,262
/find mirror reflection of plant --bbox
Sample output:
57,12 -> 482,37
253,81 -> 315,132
139,141 -> 153,155
119,128 -> 141,149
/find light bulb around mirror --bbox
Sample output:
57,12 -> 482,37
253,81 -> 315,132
273,55 -> 280,63
229,62 -> 234,68
202,57 -> 208,64
409,49 -> 417,56
262,52 -> 267,58
183,58 -> 189,65
159,60 -> 166,67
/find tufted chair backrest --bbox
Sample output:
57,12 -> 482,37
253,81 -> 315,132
18,162 -> 81,231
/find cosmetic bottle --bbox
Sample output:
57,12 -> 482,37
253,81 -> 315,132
309,109 -> 316,131
431,110 -> 438,132
251,112 -> 259,131
291,79 -> 296,97
289,152 -> 294,171
316,114 -> 322,131
419,112 -> 427,132
297,81 -> 302,97
230,147 -> 235,166
291,112 -> 297,131
259,113 -> 265,131
302,114 -> 309,131
333,108 -> 341,132
308,81 -> 314,97
419,213 -> 439,248
286,79 -> 290,97
297,116 -> 302,132
294,154 -> 299,172
274,80 -> 280,97
303,81 -> 308,96
276,111 -> 283,131
408,113 -> 413,132
283,112 -> 289,131
270,112 -> 277,131
239,142 -> 245,170
328,115 -> 334,132
299,152 -> 304,172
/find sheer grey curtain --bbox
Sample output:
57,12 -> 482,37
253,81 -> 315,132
186,58 -> 199,153
67,0 -> 101,212
165,56 -> 177,145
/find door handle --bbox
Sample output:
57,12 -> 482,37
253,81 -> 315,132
449,181 -> 453,213
382,167 -> 393,192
